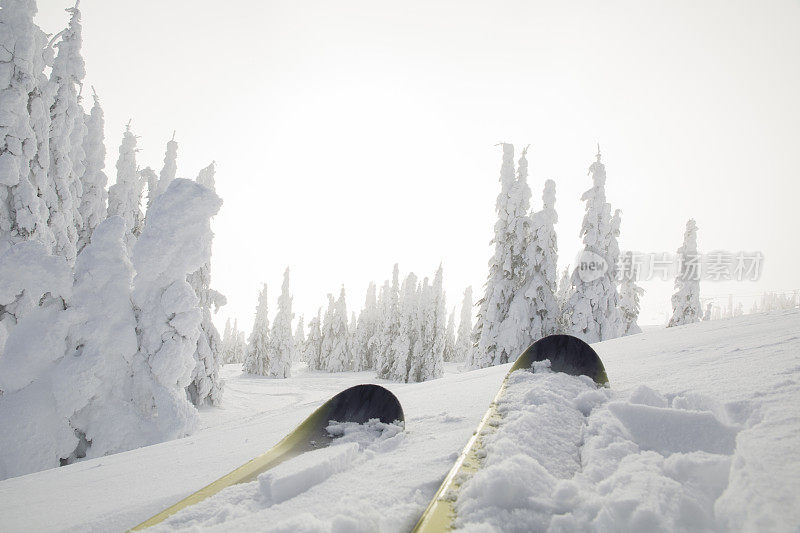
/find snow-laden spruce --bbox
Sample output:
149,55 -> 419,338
443,307 -> 456,362
669,219 -> 702,327
45,3 -> 86,264
155,133 -> 178,198
564,148 -> 621,343
304,309 -> 323,370
186,162 -> 225,403
293,315 -> 305,361
266,267 -> 295,378
619,252 -> 644,335
107,124 -> 144,254
243,284 -> 270,375
0,0 -> 50,252
353,282 -> 379,371
0,241 -> 71,362
516,178 -> 559,345
417,264 -> 445,381
471,144 -> 531,369
77,89 -> 108,252
455,285 -> 473,362
389,273 -> 417,382
322,287 -> 350,372
131,178 -> 222,442
374,266 -> 401,380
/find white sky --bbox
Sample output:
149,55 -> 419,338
37,0 -> 800,331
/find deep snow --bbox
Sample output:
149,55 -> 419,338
0,310 -> 798,532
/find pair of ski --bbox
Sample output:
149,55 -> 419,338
130,335 -> 608,531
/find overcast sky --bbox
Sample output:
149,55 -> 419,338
37,0 -> 800,331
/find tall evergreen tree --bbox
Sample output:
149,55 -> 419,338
46,3 -> 86,264
243,284 -> 270,375
353,281 -> 379,371
418,265 -> 445,381
77,89 -> 107,252
266,267 -> 294,378
155,133 -> 177,198
390,273 -> 417,382
456,286 -> 473,362
471,144 -> 531,368
0,0 -> 50,253
107,123 -> 143,255
293,314 -> 305,361
443,307 -> 456,362
619,252 -> 644,335
187,162 -> 225,402
375,265 -> 401,379
565,147 -> 619,343
324,287 -> 350,372
669,219 -> 701,327
305,309 -> 323,370
517,178 -> 559,345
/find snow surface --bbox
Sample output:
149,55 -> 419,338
0,310 -> 798,532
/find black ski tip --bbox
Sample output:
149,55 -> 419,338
511,334 -> 609,385
324,384 -> 405,426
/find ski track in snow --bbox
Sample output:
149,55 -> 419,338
0,310 -> 798,532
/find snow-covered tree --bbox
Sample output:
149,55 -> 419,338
46,3 -> 87,264
319,294 -> 336,370
443,307 -> 456,362
516,178 -> 559,345
618,252 -> 644,335
348,312 -> 358,369
243,284 -> 270,375
353,282 -> 379,371
131,178 -> 221,444
293,314 -> 305,361
416,265 -> 445,381
305,309 -> 323,370
471,144 -> 531,368
0,241 -> 71,360
185,162 -> 225,403
323,287 -> 350,372
455,286 -> 472,362
107,124 -> 143,254
221,318 -> 233,363
668,219 -> 701,327
0,217 -> 139,478
0,0 -> 50,253
77,89 -> 108,252
374,273 -> 397,379
155,133 -> 177,198
266,267 -> 294,378
141,166 -> 158,213
564,147 -> 620,343
390,273 -> 417,382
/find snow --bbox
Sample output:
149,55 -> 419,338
0,310 -> 798,532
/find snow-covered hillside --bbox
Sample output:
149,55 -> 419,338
0,310 -> 798,532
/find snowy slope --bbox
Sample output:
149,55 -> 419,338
0,310 -> 798,532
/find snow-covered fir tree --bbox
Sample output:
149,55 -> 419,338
348,312 -> 358,369
390,273 -> 417,382
77,89 -> 107,252
0,0 -> 50,253
323,287 -> 350,372
353,281 -> 379,371
141,166 -> 158,213
107,123 -> 143,254
618,252 -> 644,335
443,307 -> 456,362
304,309 -> 323,369
221,318 -> 233,363
516,178 -> 559,345
564,147 -> 620,343
416,265 -> 445,381
266,267 -> 294,378
155,133 -> 177,198
669,219 -> 702,327
46,2 -> 86,264
555,266 -> 571,328
319,294 -> 336,369
374,272 -> 400,379
130,178 -> 221,444
186,162 -> 225,404
243,284 -> 270,375
293,314 -> 305,361
471,144 -> 531,368
456,286 -> 473,362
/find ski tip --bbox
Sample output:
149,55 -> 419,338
511,334 -> 609,385
324,384 -> 405,426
